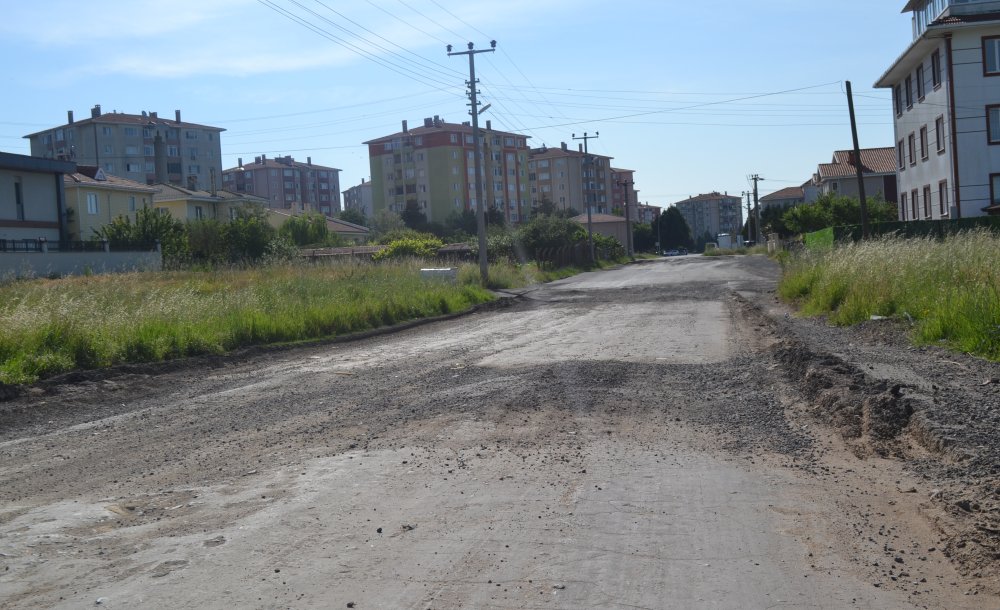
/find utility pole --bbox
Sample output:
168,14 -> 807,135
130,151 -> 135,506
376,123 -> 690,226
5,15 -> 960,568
449,41 -> 496,285
742,191 -> 752,244
572,131 -> 598,264
617,179 -> 635,257
846,80 -> 870,239
750,175 -> 764,245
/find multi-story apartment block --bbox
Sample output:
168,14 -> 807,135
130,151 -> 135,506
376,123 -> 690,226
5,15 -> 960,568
24,105 -> 224,191
610,168 -> 639,219
876,0 -> 1000,219
364,117 -> 531,224
634,203 -> 662,224
342,179 -> 374,218
672,192 -> 744,242
528,143 -> 613,215
222,155 -> 342,216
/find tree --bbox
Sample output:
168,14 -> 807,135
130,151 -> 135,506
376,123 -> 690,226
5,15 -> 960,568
485,206 -> 506,228
657,207 -> 693,250
370,209 -> 406,238
531,197 -> 558,218
187,219 -> 228,264
514,214 -> 585,256
94,207 -> 188,266
338,208 -> 368,227
631,222 -> 656,253
224,204 -> 276,263
280,212 -> 330,247
782,193 -> 897,234
400,201 -> 427,231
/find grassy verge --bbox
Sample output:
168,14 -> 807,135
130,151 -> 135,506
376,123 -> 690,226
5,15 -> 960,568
703,245 -> 769,256
0,260 -> 494,385
778,230 -> 1000,360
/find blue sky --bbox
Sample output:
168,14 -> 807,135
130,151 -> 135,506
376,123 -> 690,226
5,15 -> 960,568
0,0 -> 913,205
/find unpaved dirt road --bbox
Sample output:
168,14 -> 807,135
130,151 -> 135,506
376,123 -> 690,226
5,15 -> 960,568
2,256 -> 999,609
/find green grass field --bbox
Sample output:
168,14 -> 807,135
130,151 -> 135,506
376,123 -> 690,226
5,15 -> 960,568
0,260 -> 496,385
778,230 -> 1000,360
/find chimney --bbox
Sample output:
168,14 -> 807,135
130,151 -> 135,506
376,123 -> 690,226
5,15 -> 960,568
561,142 -> 567,151
578,144 -> 583,153
91,104 -> 102,118
238,157 -> 243,169
175,109 -> 181,123
141,111 -> 148,118
402,120 -> 408,133
210,168 -> 217,196
307,156 -> 312,165
847,151 -> 856,166
67,110 -> 74,124
424,117 -> 433,128
261,154 -> 266,163
486,120 -> 491,130
150,111 -> 158,120
433,115 -> 440,127
154,132 -> 168,184
254,156 -> 261,164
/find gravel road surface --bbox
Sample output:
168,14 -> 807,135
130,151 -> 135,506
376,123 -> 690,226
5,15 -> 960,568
1,255 -> 998,609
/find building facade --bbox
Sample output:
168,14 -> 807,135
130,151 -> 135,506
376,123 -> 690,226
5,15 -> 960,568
529,143 -> 614,215
153,184 -> 269,223
365,117 -> 531,224
672,192 -> 744,242
24,105 -> 224,192
222,155 -> 342,216
610,168 -> 640,220
876,0 -> 1000,218
759,186 -> 805,211
342,179 -> 374,218
63,167 -> 158,240
0,152 -> 75,243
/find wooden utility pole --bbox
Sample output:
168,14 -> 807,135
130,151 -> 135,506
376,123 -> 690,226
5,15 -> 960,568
572,132 -> 599,264
846,81 -> 870,239
449,41 -> 496,284
750,175 -> 764,245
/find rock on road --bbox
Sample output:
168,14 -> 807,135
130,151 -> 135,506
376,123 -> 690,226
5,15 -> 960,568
0,255 -> 996,609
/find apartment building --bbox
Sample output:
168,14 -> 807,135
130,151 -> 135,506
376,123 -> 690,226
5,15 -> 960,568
610,168 -> 640,220
24,105 -> 224,192
342,179 -> 374,218
63,167 -> 158,240
364,117 -> 531,224
222,155 -> 342,216
672,192 -> 743,242
876,0 -> 1000,219
528,143 -> 613,215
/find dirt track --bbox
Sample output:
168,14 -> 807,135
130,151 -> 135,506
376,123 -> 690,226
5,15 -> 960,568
1,256 -> 998,609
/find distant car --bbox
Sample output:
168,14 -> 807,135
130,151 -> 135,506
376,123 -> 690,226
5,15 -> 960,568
677,248 -> 688,255
663,249 -> 680,256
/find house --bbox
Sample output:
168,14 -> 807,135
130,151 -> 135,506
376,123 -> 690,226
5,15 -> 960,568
265,209 -> 370,244
759,186 -> 805,211
570,213 -> 628,245
672,192 -> 743,243
153,183 -> 269,222
811,148 -> 898,203
222,155 -> 342,216
24,105 -> 224,191
875,0 -> 1000,218
342,179 -> 374,218
530,143 -> 614,216
0,152 -> 75,244
364,117 -> 531,225
63,167 -> 159,240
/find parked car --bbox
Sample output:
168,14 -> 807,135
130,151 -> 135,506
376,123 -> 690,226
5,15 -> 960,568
663,249 -> 680,256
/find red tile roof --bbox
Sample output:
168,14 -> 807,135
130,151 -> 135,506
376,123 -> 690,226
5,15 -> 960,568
363,120 -> 527,145
25,112 -> 223,137
819,147 -> 896,179
225,155 -> 340,173
760,186 -> 804,202
64,167 -> 158,192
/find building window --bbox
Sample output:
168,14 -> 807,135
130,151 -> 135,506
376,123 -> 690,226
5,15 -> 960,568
984,37 -> 1000,76
935,116 -> 946,153
14,178 -> 23,220
195,206 -> 204,219
168,145 -> 179,157
904,75 -> 913,109
923,185 -> 932,218
931,50 -> 942,88
104,144 -> 113,155
129,196 -> 137,212
900,192 -> 908,220
87,193 -> 99,215
897,140 -> 905,170
186,131 -> 198,140
920,126 -> 929,160
916,63 -> 925,100
939,180 -> 949,216
101,126 -> 113,136
988,105 -> 1000,144
126,162 -> 142,173
911,188 -> 919,219
908,133 -> 916,165
124,127 -> 138,137
188,165 -> 201,174
104,162 -> 115,173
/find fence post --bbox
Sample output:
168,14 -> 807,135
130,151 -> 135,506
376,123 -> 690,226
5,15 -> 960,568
39,237 -> 48,253
101,238 -> 110,253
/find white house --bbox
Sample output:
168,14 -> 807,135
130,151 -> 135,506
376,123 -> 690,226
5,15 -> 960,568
876,0 -> 1000,219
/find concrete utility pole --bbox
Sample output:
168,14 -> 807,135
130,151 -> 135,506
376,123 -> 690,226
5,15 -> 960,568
846,81 -> 870,239
617,179 -> 635,257
750,175 -> 764,245
449,41 -> 496,285
743,191 -> 753,243
572,132 -> 599,264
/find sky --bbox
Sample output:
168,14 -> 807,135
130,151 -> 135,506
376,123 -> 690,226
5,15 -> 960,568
0,0 -> 914,206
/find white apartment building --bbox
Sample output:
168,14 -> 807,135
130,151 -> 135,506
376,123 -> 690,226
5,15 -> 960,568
876,0 -> 1000,219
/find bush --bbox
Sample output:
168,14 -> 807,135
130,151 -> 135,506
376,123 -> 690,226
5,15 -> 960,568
372,236 -> 444,262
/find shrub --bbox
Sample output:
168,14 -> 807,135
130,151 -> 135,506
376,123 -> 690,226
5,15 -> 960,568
372,236 -> 444,262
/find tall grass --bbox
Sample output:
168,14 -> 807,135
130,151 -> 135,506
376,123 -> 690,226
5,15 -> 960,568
0,259 -> 494,385
778,230 -> 1000,360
